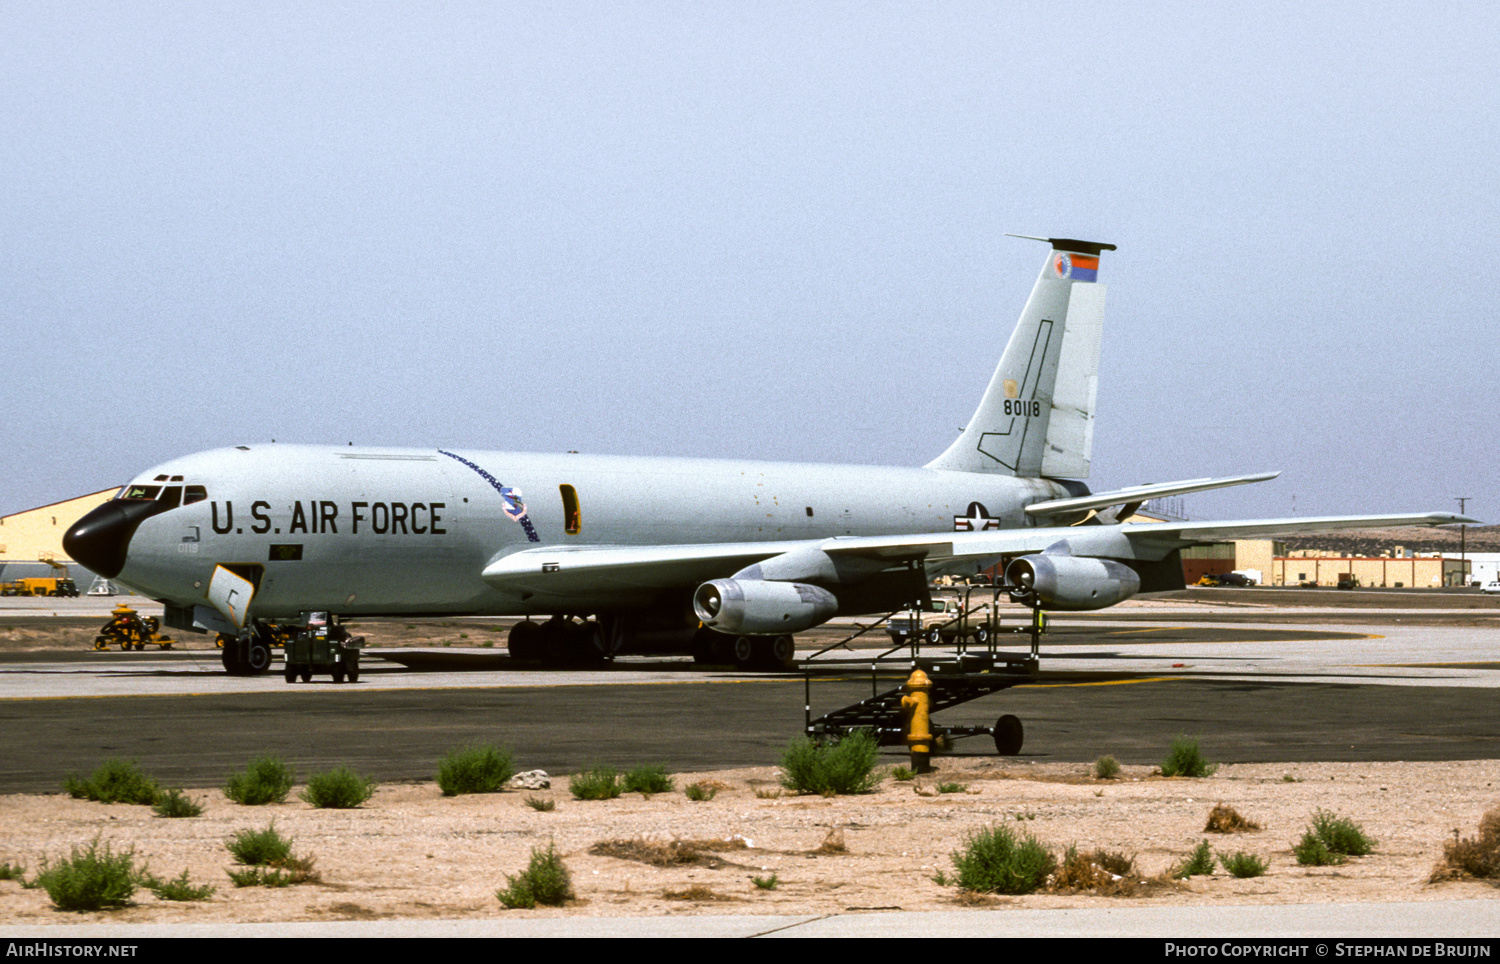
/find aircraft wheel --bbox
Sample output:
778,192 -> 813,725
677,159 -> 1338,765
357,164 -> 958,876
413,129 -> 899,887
583,621 -> 613,661
993,714 -> 1024,756
244,641 -> 272,676
222,641 -> 244,675
561,620 -> 601,665
508,620 -> 542,660
731,635 -> 756,668
768,634 -> 796,668
594,616 -> 627,660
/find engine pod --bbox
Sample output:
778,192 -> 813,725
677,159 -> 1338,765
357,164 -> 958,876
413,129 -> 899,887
1005,554 -> 1141,611
693,579 -> 838,635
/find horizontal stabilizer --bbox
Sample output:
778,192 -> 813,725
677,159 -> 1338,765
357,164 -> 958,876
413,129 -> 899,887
1121,512 -> 1479,543
1024,472 -> 1281,519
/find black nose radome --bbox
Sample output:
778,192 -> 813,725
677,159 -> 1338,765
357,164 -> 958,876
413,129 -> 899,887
63,499 -> 173,579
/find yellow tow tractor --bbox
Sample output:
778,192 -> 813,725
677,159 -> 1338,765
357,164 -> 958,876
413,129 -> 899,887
93,604 -> 174,651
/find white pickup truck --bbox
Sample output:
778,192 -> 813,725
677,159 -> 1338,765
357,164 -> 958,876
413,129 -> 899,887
887,598 -> 995,645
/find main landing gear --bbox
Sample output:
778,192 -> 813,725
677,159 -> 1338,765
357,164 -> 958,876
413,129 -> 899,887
506,616 -> 796,671
506,616 -> 624,666
691,627 -> 796,671
218,622 -> 278,677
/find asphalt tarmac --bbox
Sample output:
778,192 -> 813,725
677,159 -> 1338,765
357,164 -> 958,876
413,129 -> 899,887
2,600 -> 1499,793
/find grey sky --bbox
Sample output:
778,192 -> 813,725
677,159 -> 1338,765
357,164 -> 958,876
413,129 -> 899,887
3,2 -> 1494,521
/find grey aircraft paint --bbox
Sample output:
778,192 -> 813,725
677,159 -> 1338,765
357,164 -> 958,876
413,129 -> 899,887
63,239 -> 1472,659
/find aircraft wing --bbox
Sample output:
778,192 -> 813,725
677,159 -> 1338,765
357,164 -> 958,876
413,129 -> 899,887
480,511 -> 1474,603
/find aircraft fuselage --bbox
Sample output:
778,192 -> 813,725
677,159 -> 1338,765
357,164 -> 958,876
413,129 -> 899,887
103,444 -> 1076,619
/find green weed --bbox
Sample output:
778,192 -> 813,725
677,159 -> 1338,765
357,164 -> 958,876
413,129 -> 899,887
224,823 -> 317,886
937,782 -> 967,794
949,824 -> 1055,895
891,765 -> 916,782
1218,850 -> 1268,878
145,869 -> 215,901
225,855 -> 318,888
0,861 -> 25,881
299,767 -> 377,809
752,873 -> 779,890
778,730 -> 881,796
1174,839 -> 1215,878
435,744 -> 515,796
524,796 -> 555,812
224,755 -> 294,805
497,842 -> 574,908
569,765 -> 622,800
1159,736 -> 1218,778
63,758 -> 161,805
622,764 -> 675,795
1310,809 -> 1374,856
34,838 -> 142,910
1092,755 -> 1121,780
1295,810 -> 1373,864
151,788 -> 202,818
685,782 -> 718,802
1292,833 -> 1344,866
225,823 -> 293,866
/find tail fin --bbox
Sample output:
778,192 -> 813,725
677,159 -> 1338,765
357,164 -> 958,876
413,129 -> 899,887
926,236 -> 1114,478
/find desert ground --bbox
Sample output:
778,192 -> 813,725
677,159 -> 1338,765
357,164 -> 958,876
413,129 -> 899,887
3,756 -> 1498,925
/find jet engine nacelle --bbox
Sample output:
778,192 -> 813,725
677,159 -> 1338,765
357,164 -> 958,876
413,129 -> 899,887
692,578 -> 838,635
1004,554 -> 1141,611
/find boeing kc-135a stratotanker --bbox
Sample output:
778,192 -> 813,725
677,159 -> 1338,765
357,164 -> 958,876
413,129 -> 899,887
63,237 -> 1473,675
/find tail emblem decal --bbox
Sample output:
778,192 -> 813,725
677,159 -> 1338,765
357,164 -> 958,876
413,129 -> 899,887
1054,253 -> 1100,283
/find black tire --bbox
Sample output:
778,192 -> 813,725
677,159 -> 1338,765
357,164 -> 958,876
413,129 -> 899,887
732,635 -> 756,668
284,665 -> 297,683
222,641 -> 244,675
508,620 -> 541,660
244,641 -> 272,676
332,666 -> 345,683
973,626 -> 989,645
926,627 -> 943,645
300,667 -> 312,683
346,653 -> 360,683
993,714 -> 1024,756
769,634 -> 796,667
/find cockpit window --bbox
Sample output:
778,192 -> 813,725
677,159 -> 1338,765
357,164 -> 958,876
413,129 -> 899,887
120,484 -> 203,506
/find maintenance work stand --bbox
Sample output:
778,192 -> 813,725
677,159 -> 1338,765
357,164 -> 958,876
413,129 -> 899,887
802,584 -> 1046,757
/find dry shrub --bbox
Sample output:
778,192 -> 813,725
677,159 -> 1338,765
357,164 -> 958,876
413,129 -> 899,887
1050,846 -> 1176,897
590,837 -> 748,868
662,884 -> 735,902
1205,804 -> 1262,833
814,827 -> 847,854
1431,808 -> 1500,884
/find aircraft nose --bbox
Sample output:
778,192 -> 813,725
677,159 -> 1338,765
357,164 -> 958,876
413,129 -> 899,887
63,500 -> 159,579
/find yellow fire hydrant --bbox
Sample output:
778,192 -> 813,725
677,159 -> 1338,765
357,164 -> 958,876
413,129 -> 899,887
901,667 -> 934,774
